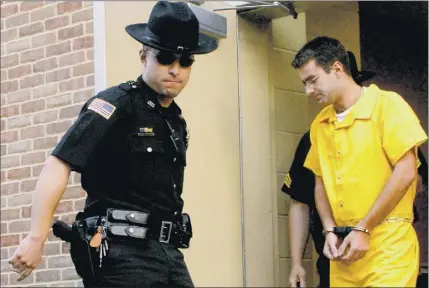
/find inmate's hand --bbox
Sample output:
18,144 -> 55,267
338,230 -> 370,262
323,232 -> 340,260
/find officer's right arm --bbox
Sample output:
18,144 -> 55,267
35,88 -> 130,241
8,156 -> 71,282
9,88 -> 130,281
27,156 -> 71,242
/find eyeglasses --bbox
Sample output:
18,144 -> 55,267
303,67 -> 332,89
147,49 -> 195,68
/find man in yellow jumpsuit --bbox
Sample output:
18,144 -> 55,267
291,36 -> 428,287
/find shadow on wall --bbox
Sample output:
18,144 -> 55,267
359,0 -> 428,274
359,1 -> 428,154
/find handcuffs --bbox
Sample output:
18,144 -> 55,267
322,226 -> 369,240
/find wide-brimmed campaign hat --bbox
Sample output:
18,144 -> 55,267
347,51 -> 376,85
125,1 -> 218,54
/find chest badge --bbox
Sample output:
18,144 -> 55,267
138,127 -> 155,136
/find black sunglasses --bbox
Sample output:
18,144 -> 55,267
147,50 -> 195,68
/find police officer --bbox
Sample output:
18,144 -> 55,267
8,1 -> 218,287
284,51 -> 375,288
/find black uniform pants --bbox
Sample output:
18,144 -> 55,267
81,239 -> 194,288
316,255 -> 330,288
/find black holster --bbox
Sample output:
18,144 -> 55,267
52,213 -> 99,279
175,213 -> 192,248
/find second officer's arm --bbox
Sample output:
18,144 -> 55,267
282,132 -> 313,287
289,200 -> 310,268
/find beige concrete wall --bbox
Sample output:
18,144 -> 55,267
103,1 -> 243,287
270,13 -> 316,287
237,18 -> 275,287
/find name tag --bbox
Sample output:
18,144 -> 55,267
138,127 -> 155,137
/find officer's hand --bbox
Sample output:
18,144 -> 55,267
338,230 -> 370,262
8,234 -> 45,281
288,264 -> 306,287
323,232 -> 340,260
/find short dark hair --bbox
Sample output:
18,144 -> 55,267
291,36 -> 351,76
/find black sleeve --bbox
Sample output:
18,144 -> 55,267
417,148 -> 428,187
51,87 -> 130,173
281,131 -> 315,207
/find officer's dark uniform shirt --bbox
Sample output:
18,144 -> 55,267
280,131 -> 328,281
51,76 -> 188,217
415,148 -> 428,222
417,148 -> 428,188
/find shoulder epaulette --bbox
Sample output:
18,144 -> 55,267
118,80 -> 138,92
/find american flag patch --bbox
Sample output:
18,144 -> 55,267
88,98 -> 116,120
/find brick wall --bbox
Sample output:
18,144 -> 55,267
1,1 -> 94,286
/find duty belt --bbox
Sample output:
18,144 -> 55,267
53,209 -> 193,248
52,209 -> 192,277
104,209 -> 193,247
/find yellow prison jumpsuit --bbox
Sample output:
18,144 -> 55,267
304,84 -> 428,287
